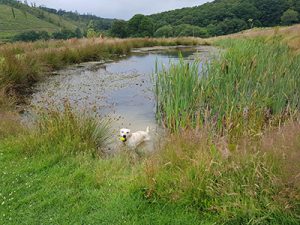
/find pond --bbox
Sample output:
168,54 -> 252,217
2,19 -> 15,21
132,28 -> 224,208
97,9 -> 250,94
28,45 -> 218,152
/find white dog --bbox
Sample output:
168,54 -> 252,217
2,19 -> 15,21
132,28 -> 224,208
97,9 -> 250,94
120,127 -> 150,148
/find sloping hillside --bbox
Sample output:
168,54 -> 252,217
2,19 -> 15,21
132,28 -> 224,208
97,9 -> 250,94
109,0 -> 299,38
146,0 -> 300,37
0,0 -> 114,42
0,4 -> 60,41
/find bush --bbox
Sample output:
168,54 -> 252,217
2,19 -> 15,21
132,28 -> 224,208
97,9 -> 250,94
13,30 -> 50,42
154,25 -> 173,38
281,9 -> 299,25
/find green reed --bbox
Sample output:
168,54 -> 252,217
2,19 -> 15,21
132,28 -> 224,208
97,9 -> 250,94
155,38 -> 300,138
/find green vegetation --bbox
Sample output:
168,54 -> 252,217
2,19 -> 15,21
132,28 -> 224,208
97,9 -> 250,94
111,0 -> 300,38
0,24 -> 299,223
0,109 -> 299,224
155,38 -> 300,139
155,56 -> 202,132
0,0 -> 114,42
281,9 -> 299,25
0,4 -> 58,41
21,105 -> 111,156
2,0 -> 300,41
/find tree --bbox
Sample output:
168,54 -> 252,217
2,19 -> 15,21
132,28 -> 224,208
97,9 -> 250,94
139,17 -> 154,37
128,14 -> 145,36
13,31 -> 50,42
86,28 -> 97,38
110,20 -> 128,38
52,29 -> 77,40
281,9 -> 299,25
74,28 -> 83,38
154,25 -> 174,37
173,24 -> 208,37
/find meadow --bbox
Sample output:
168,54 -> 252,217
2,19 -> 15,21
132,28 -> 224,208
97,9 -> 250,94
0,26 -> 300,224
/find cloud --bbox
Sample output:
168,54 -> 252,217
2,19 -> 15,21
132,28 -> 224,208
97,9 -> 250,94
31,0 -> 212,20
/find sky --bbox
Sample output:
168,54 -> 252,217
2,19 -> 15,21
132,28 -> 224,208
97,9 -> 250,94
30,0 -> 212,20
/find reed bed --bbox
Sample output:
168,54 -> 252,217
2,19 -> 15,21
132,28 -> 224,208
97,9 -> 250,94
155,56 -> 202,132
155,38 -> 300,140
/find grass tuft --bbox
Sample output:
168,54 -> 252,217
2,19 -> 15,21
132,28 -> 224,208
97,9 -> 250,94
18,104 -> 111,156
135,130 -> 300,224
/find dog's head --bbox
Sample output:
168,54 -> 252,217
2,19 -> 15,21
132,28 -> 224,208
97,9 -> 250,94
120,128 -> 131,142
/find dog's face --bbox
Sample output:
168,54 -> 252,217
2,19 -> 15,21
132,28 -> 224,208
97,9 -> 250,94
120,128 -> 131,142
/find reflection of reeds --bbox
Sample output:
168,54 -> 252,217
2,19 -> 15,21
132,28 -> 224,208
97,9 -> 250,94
155,38 -> 300,140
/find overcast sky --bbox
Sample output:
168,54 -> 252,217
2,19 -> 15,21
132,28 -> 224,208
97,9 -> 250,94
30,0 -> 212,20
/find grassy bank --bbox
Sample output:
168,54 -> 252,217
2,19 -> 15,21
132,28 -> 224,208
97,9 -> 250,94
1,111 -> 299,224
0,34 -> 299,224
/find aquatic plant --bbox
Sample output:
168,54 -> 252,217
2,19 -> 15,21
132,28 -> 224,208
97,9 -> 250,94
155,38 -> 300,139
154,55 -> 202,132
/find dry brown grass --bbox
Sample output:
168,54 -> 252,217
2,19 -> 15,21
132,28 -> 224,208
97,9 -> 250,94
209,24 -> 300,52
262,120 -> 300,187
139,120 -> 300,220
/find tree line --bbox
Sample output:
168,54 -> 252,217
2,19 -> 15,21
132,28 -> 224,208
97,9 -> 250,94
12,29 -> 83,42
110,0 -> 300,38
3,0 -> 300,41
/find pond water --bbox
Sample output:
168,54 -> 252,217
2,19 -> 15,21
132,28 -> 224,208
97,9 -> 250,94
28,45 -> 217,152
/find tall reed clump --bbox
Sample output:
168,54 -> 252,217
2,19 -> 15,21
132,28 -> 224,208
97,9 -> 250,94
155,56 -> 201,132
19,105 -> 111,156
202,38 -> 300,139
155,38 -> 300,139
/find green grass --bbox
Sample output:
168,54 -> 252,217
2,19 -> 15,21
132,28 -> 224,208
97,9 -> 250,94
0,36 -> 299,224
0,4 -> 59,40
155,38 -> 300,139
0,116 -> 299,224
0,143 -> 209,224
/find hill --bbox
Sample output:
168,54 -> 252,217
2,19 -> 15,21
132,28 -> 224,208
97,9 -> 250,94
110,0 -> 300,38
0,4 -> 59,41
0,0 -> 114,42
149,0 -> 300,36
